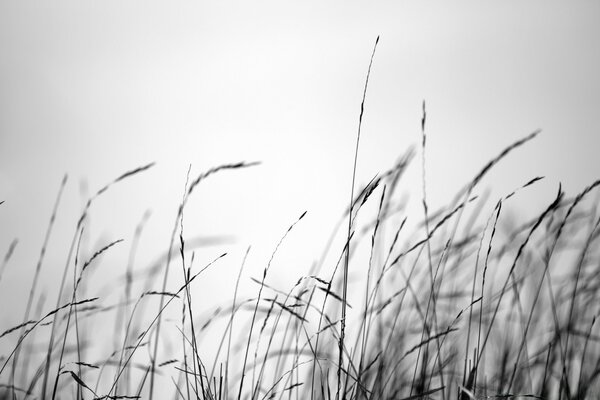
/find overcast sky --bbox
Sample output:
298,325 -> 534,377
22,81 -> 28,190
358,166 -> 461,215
1,1 -> 599,326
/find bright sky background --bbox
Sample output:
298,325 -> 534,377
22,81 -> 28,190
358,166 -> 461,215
1,0 -> 599,335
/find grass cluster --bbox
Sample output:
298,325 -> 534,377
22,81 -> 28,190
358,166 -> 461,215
1,39 -> 599,400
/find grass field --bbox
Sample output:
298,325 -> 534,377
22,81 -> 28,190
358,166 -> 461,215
1,42 -> 599,400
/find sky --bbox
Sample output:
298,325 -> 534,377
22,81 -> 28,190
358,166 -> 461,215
0,0 -> 599,366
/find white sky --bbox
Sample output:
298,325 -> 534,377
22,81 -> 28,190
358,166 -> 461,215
1,0 -> 599,343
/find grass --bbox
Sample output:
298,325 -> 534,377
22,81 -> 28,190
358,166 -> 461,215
1,40 -> 600,400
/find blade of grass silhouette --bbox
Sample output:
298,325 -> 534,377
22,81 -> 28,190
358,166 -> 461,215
176,165 -> 202,400
576,315 -> 596,398
475,185 -> 563,372
0,297 -> 99,376
506,180 -> 600,393
474,199 -> 502,390
112,293 -> 155,397
424,134 -> 543,374
253,279 -> 312,399
369,243 -> 427,396
559,206 -> 600,399
107,253 -> 226,398
41,163 -> 154,400
0,238 -> 18,285
310,231 -> 355,400
237,211 -> 306,400
114,209 -> 151,397
382,326 -> 458,394
338,34 -> 379,400
354,185 -> 386,399
78,163 -> 155,229
455,130 -> 540,202
149,161 -> 259,400
462,176 -> 545,393
11,174 -> 67,398
410,100 -> 446,400
40,224 -> 80,400
412,131 -> 542,396
463,202 -> 495,394
60,370 -> 98,398
52,237 -> 123,400
205,246 -> 249,399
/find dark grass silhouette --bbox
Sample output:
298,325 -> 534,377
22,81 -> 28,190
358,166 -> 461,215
1,38 -> 600,400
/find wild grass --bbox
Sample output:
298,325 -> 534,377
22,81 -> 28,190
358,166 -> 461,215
1,40 -> 599,400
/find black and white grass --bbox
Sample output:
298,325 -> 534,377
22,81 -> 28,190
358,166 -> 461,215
1,33 -> 600,400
